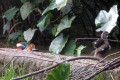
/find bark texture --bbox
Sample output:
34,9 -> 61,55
0,48 -> 105,80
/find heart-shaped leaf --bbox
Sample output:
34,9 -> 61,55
42,0 -> 69,15
95,5 -> 118,33
49,33 -> 69,54
8,31 -> 23,41
55,16 -> 76,36
5,7 -> 19,21
64,40 -> 76,55
45,61 -> 70,80
20,2 -> 33,20
37,13 -> 53,32
60,0 -> 73,14
23,28 -> 37,42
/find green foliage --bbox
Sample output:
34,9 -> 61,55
1,62 -> 30,80
55,15 -> 76,36
3,21 -> 11,34
76,45 -> 86,56
92,71 -> 112,80
20,2 -> 33,20
95,5 -> 118,33
60,0 -> 73,14
7,30 -> 25,43
20,0 -> 27,3
37,13 -> 53,32
64,40 -> 76,55
51,24 -> 57,36
45,61 -> 70,80
5,7 -> 19,21
42,0 -> 69,15
31,0 -> 44,7
3,0 -> 76,54
49,33 -> 69,54
23,28 -> 37,42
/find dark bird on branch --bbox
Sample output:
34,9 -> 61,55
93,31 -> 111,58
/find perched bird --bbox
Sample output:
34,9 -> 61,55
16,42 -> 38,51
93,38 -> 104,48
93,31 -> 111,58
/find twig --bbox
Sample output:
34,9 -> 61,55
75,38 -> 120,42
110,71 -> 115,80
0,42 -> 7,48
11,56 -> 103,80
51,12 -> 61,23
9,22 -> 24,34
94,51 -> 120,67
86,56 -> 120,80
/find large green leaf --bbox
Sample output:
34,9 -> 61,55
23,28 -> 37,42
55,16 -> 75,36
64,40 -> 76,55
3,21 -> 11,34
45,61 -> 70,80
95,5 -> 118,33
37,13 -> 53,32
49,33 -> 69,54
20,2 -> 33,20
76,45 -> 86,56
42,0 -> 69,15
8,31 -> 23,41
5,7 -> 19,21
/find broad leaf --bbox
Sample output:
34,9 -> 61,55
60,0 -> 73,14
42,0 -> 69,15
23,28 -> 37,42
3,21 -> 11,34
76,45 -> 86,56
8,33 -> 18,41
55,16 -> 76,36
45,61 -> 70,80
37,13 -> 53,32
20,2 -> 33,20
64,40 -> 76,55
8,31 -> 23,41
51,25 -> 57,36
49,33 -> 69,54
95,5 -> 118,33
5,7 -> 19,21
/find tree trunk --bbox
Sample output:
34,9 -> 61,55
0,48 -> 107,80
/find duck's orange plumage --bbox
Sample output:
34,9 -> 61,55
27,43 -> 35,51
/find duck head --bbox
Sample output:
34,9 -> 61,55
16,42 -> 27,50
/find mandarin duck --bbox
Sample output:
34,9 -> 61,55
16,42 -> 27,50
93,31 -> 111,58
16,42 -> 38,51
26,43 -> 38,51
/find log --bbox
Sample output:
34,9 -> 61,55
0,48 -> 105,80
